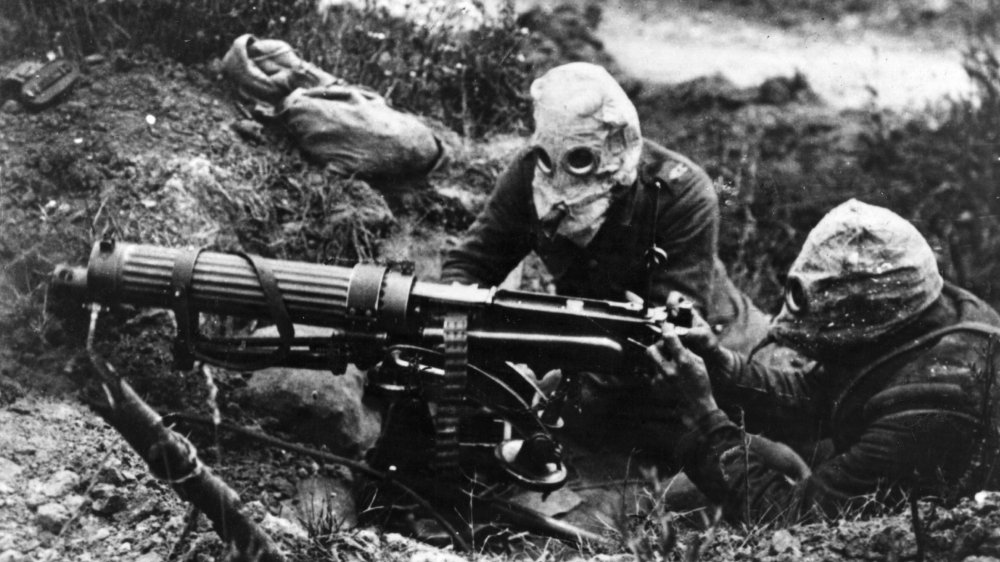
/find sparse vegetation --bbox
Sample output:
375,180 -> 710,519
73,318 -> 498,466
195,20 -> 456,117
0,0 -> 534,136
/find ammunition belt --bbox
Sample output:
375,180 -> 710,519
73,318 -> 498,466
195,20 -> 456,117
434,312 -> 468,476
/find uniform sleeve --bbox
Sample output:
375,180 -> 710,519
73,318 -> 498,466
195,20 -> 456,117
439,155 -> 535,286
680,382 -> 981,525
709,347 -> 819,417
646,163 -> 720,312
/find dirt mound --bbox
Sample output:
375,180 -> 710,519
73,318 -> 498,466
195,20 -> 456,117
635,71 -> 819,115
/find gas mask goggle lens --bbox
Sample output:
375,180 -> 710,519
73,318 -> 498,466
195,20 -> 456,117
783,275 -> 808,315
534,146 -> 601,178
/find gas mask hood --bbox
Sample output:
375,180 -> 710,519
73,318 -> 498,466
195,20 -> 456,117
768,199 -> 943,356
529,63 -> 642,247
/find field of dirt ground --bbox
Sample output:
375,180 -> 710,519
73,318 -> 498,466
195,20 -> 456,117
2,0 -> 1000,561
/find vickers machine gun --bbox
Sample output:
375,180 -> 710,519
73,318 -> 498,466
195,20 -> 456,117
53,240 -> 691,542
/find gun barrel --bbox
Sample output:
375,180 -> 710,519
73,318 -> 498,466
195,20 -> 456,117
54,241 -> 423,332
52,242 -> 657,373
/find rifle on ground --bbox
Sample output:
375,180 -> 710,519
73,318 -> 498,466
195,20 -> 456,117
53,240 -> 688,542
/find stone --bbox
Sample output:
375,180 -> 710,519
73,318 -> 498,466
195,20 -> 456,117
0,458 -> 23,485
508,488 -> 582,518
90,483 -> 116,498
41,470 -> 80,497
770,529 -> 801,555
62,494 -> 86,512
134,553 -> 164,562
1,100 -> 22,114
236,325 -> 382,456
35,502 -> 71,533
31,550 -> 57,562
96,466 -> 128,486
92,493 -> 128,516
260,514 -> 309,541
0,551 -> 26,562
230,119 -> 264,142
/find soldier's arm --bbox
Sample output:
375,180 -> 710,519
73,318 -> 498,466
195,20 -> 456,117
680,383 -> 981,525
705,346 -> 818,414
440,154 -> 535,286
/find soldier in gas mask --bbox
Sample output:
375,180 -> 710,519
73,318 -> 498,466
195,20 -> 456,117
440,62 -> 788,489
441,62 -> 767,355
651,199 -> 1000,524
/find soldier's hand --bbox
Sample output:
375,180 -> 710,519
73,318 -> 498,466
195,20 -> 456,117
647,322 -> 719,420
664,292 -> 717,353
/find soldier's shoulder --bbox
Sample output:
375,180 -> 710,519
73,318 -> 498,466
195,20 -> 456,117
640,139 -> 710,188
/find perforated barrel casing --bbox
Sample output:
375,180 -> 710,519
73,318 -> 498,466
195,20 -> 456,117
85,242 -> 368,329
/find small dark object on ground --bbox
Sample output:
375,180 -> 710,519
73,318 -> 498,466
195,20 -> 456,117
19,59 -> 80,109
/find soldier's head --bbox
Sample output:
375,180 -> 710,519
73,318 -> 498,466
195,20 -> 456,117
529,63 -> 642,247
769,199 -> 943,359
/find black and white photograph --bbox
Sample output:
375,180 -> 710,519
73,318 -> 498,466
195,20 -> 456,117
2,0 -> 1000,560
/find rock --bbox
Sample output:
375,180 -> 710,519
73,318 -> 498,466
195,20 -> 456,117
508,487 -> 582,517
91,491 -> 128,516
381,531 -> 465,561
39,403 -> 78,421
41,470 -> 80,497
236,325 -> 382,456
90,483 -> 115,498
0,458 -> 23,485
348,528 -> 381,551
2,100 -> 22,114
975,491 -> 1000,512
134,553 -> 164,562
230,119 -> 264,142
96,466 -> 128,485
62,494 -> 86,512
31,550 -> 57,562
36,502 -> 71,533
295,475 -> 357,531
260,513 -> 309,541
770,529 -> 801,555
383,532 -> 415,549
0,551 -> 26,562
